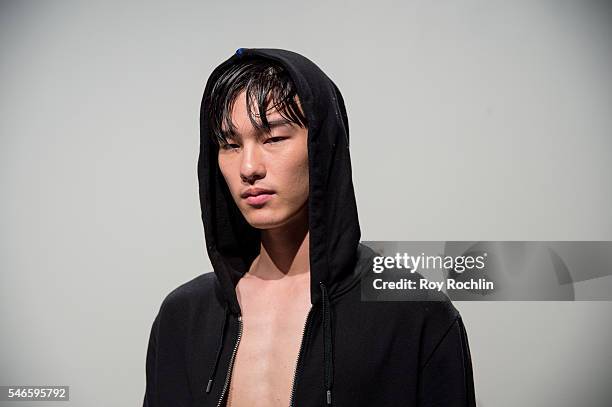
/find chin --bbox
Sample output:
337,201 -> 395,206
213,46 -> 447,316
247,220 -> 288,230
240,201 -> 308,230
243,211 -> 287,230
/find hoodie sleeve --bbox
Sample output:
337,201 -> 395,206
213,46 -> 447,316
143,290 -> 194,407
417,315 -> 476,407
143,313 -> 160,407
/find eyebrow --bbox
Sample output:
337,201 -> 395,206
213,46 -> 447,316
221,117 -> 295,142
266,117 -> 293,127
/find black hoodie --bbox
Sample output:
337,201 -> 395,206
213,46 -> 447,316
143,47 -> 476,407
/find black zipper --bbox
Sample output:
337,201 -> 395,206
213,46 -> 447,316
216,315 -> 243,407
288,306 -> 315,407
215,307 -> 314,407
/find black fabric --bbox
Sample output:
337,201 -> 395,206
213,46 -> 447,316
143,47 -> 476,407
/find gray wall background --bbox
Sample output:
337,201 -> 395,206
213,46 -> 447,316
1,0 -> 611,406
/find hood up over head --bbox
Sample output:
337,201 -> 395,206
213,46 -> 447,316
198,47 -> 362,403
198,47 -> 361,312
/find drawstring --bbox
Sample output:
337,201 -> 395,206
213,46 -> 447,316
320,282 -> 334,405
205,304 -> 229,393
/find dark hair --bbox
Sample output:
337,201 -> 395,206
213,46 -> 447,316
206,57 -> 309,146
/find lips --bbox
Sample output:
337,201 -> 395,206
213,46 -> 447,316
245,193 -> 274,205
241,187 -> 275,206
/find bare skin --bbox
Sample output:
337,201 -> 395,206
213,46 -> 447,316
217,90 -> 312,407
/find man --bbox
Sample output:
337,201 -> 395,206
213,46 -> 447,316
143,47 -> 476,407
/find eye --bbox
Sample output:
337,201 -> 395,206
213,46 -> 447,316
220,142 -> 240,151
264,136 -> 287,144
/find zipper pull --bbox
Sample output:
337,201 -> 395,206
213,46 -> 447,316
326,389 -> 332,405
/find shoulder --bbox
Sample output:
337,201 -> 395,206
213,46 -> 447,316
157,271 -> 221,318
373,287 -> 463,365
413,292 -> 461,330
164,271 -> 218,301
409,295 -> 464,368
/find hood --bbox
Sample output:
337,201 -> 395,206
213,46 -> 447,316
198,47 -> 362,315
198,48 -> 363,404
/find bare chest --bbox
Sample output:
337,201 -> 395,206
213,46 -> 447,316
225,278 -> 311,407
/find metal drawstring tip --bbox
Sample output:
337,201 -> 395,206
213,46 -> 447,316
205,379 -> 213,393
326,389 -> 332,405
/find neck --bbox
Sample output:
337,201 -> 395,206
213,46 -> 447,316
249,206 -> 310,281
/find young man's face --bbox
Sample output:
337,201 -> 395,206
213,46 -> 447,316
218,90 -> 309,230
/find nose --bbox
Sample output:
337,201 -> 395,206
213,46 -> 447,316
240,142 -> 265,184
